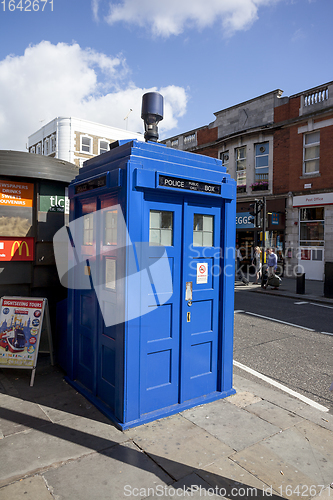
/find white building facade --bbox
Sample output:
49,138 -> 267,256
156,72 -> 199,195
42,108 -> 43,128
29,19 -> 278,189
28,117 -> 144,167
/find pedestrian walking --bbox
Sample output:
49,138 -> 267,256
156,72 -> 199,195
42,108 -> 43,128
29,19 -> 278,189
252,246 -> 262,284
235,244 -> 249,285
263,247 -> 280,290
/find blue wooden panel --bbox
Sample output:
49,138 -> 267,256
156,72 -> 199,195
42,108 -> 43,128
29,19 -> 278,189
101,344 -> 116,387
190,341 -> 212,378
146,349 -> 172,388
187,300 -> 213,334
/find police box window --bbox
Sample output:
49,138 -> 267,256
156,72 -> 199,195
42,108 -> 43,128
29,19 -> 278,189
149,210 -> 173,246
193,214 -> 214,247
104,209 -> 117,246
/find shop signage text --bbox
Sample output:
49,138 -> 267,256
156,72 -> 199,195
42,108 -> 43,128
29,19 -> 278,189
0,180 -> 34,208
236,212 -> 255,228
293,192 -> 333,207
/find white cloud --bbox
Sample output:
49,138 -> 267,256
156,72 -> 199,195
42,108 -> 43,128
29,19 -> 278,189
92,0 -> 100,21
0,41 -> 187,151
105,0 -> 281,37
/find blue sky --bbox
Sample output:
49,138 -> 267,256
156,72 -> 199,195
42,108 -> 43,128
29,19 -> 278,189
0,0 -> 332,150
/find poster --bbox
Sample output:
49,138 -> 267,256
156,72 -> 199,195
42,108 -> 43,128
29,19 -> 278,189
0,297 -> 45,368
0,180 -> 34,208
196,262 -> 208,284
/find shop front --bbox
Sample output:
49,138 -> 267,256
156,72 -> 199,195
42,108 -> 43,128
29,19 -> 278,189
292,193 -> 333,281
236,198 -> 285,273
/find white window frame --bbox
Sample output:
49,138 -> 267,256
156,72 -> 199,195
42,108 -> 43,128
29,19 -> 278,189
51,134 -> 56,153
36,143 -> 42,155
44,138 -> 49,156
235,146 -> 246,186
219,151 -> 229,173
303,131 -> 320,175
80,135 -> 93,154
254,142 -> 269,182
98,138 -> 110,155
30,146 -> 35,154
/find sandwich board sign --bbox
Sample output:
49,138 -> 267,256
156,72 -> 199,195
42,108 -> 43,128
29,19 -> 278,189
0,297 -> 53,386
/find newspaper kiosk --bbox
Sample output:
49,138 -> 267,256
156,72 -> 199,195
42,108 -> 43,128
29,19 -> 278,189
63,139 -> 236,429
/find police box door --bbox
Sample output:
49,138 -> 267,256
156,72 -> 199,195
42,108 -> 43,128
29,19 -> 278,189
140,196 -> 221,414
181,201 -> 221,402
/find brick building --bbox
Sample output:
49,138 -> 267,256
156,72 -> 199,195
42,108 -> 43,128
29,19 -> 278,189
28,117 -> 144,168
162,81 -> 333,280
274,82 -> 333,280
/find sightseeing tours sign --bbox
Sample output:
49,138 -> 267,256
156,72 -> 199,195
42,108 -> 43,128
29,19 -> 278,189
0,297 -> 53,386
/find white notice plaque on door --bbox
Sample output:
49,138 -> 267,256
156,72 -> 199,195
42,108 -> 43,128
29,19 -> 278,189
196,262 -> 208,284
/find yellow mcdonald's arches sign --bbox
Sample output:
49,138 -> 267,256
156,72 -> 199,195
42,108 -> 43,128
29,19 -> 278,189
0,237 -> 34,261
11,240 -> 30,257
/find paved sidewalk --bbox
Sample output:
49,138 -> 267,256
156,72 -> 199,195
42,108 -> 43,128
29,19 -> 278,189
0,356 -> 332,499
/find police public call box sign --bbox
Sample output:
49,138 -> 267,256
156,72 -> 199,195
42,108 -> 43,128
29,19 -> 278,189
159,175 -> 221,194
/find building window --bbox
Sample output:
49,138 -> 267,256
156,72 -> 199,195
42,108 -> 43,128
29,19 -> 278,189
303,131 -> 320,174
184,133 -> 195,144
149,210 -> 173,246
99,139 -> 109,154
235,146 -> 246,186
220,151 -> 229,173
171,139 -> 179,147
36,143 -> 42,155
51,134 -> 56,153
255,143 -> 269,182
44,139 -> 49,156
81,135 -> 92,154
299,207 -> 324,246
30,146 -> 35,154
193,214 -> 214,247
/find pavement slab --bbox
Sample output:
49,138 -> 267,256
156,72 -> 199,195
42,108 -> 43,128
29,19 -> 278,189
231,443 -> 320,500
33,389 -> 110,424
43,440 -> 172,500
126,413 -> 234,481
227,390 -> 263,408
0,394 -> 51,437
233,374 -> 333,432
232,421 -> 333,499
182,399 -> 281,452
0,412 -> 128,484
200,456 -> 279,498
0,475 -> 53,500
245,400 -> 305,430
143,472 -> 223,499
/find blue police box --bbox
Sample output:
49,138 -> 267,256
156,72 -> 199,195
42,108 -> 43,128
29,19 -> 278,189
64,139 -> 236,429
